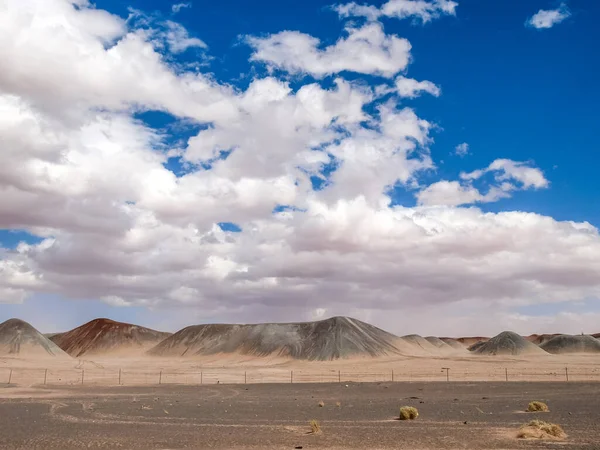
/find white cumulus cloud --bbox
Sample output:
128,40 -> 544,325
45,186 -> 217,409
172,2 -> 191,14
454,142 -> 469,156
1,0 -> 599,336
395,75 -> 441,98
334,0 -> 458,23
527,3 -> 571,29
247,23 -> 411,78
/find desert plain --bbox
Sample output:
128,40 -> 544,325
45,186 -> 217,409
1,316 -> 600,448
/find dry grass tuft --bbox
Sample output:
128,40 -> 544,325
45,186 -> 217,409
517,420 -> 566,440
399,406 -> 419,420
318,400 -> 325,407
309,419 -> 321,434
527,401 -> 549,412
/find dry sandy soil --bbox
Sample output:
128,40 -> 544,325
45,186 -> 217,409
2,353 -> 600,386
1,381 -> 599,449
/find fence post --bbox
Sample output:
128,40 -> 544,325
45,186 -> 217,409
118,369 -> 122,385
291,370 -> 293,384
442,367 -> 449,382
8,369 -> 12,385
392,369 -> 394,382
81,369 -> 84,385
159,371 -> 162,385
338,370 -> 341,383
245,371 -> 247,384
565,367 -> 569,382
201,371 -> 203,385
505,368 -> 508,382
44,369 -> 48,385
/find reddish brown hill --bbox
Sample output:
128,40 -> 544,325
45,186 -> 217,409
50,318 -> 171,357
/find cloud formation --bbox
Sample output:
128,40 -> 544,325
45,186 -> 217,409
418,159 -> 548,206
172,2 -> 191,14
334,0 -> 458,23
527,3 -> 571,29
0,0 -> 599,336
454,142 -> 469,157
395,76 -> 441,98
248,23 -> 411,78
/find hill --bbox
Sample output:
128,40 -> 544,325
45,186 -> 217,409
540,335 -> 600,354
439,338 -> 467,350
50,318 -> 171,357
148,316 -> 405,361
526,333 -> 561,345
0,318 -> 69,358
425,336 -> 467,354
455,336 -> 489,347
472,331 -> 548,356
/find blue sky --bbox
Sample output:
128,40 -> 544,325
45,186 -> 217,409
1,0 -> 599,335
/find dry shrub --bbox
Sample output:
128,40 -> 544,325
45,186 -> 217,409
517,420 -> 566,440
309,419 -> 321,434
399,406 -> 419,420
527,401 -> 549,412
318,400 -> 325,407
335,401 -> 341,408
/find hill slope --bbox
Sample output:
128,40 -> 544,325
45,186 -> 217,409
526,333 -> 561,345
0,319 -> 69,358
148,316 -> 404,361
50,318 -> 171,357
425,336 -> 467,353
473,331 -> 547,356
540,335 -> 600,354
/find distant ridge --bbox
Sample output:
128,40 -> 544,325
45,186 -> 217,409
526,333 -> 561,345
473,331 -> 547,356
0,319 -> 69,358
50,318 -> 170,357
425,336 -> 467,353
455,336 -> 489,347
439,338 -> 467,350
540,335 -> 600,354
148,316 -> 404,361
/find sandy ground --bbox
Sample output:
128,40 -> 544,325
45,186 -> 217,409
1,353 -> 600,386
1,382 -> 599,449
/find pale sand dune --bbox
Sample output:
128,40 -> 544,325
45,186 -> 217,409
425,336 -> 468,354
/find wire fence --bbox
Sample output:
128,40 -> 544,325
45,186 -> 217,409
3,366 -> 600,386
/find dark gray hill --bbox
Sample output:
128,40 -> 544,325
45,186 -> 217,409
0,318 -> 69,357
148,316 -> 402,361
540,334 -> 600,354
473,331 -> 547,356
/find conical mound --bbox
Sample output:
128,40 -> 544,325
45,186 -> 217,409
425,336 -> 467,353
439,338 -> 467,350
540,335 -> 600,354
473,331 -> 547,356
148,316 -> 403,361
50,318 -> 171,357
0,319 -> 70,358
